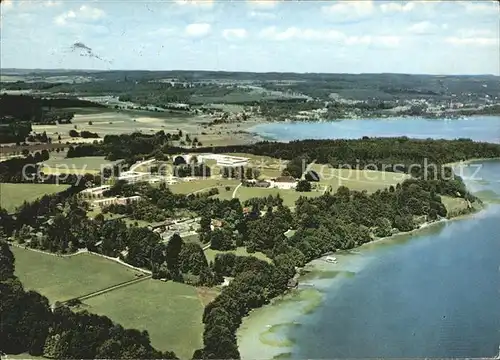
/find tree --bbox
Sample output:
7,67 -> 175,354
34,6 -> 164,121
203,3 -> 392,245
166,234 -> 184,280
173,156 -> 187,166
69,129 -> 79,137
199,215 -> 212,243
179,243 -> 209,276
0,241 -> 15,281
374,217 -> 392,237
296,180 -> 311,192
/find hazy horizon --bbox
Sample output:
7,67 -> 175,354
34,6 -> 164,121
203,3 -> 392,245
2,68 -> 500,77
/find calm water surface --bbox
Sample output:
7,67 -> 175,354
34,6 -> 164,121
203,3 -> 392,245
250,117 -> 500,358
251,116 -> 500,143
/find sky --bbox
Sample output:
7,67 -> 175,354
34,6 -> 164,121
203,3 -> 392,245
0,0 -> 499,75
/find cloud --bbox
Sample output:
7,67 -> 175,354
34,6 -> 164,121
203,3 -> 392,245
175,0 -> 214,8
149,28 -> 176,37
445,27 -> 498,47
45,0 -> 62,7
54,10 -> 76,25
222,28 -> 247,40
407,21 -> 439,34
379,1 -> 416,13
259,26 -> 401,47
445,37 -> 498,47
54,5 -> 105,26
259,26 -> 343,41
185,23 -> 211,37
345,35 -> 401,47
322,0 -> 374,21
247,0 -> 278,9
461,1 -> 498,13
457,28 -> 496,38
78,5 -> 106,20
248,10 -> 276,20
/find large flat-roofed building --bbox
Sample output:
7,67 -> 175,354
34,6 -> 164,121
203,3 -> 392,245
92,195 -> 142,208
80,185 -> 111,199
270,176 -> 297,190
118,171 -> 150,184
197,153 -> 249,168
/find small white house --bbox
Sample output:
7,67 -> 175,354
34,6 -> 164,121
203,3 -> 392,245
325,256 -> 337,264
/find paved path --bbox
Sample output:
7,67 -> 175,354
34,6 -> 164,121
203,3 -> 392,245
232,182 -> 243,199
71,275 -> 152,303
129,158 -> 155,172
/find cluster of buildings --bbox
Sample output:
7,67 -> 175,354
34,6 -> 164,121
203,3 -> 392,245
79,185 -> 142,208
244,175 -> 297,190
175,153 -> 250,168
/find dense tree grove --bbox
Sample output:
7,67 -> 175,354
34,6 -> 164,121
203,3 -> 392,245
184,137 -> 500,171
66,131 -> 172,162
0,152 -> 101,190
0,241 -> 178,359
0,95 -> 105,143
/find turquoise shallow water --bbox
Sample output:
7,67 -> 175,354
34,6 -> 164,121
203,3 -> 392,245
249,117 -> 500,358
251,116 -> 500,143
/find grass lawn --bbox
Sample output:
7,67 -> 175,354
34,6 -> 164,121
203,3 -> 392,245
204,247 -> 271,264
183,233 -> 202,244
211,184 -> 238,200
234,186 -> 323,208
169,178 -> 239,195
41,156 -> 116,175
310,163 -> 411,193
441,195 -> 472,217
0,183 -> 70,213
12,247 -> 142,303
83,280 -> 204,360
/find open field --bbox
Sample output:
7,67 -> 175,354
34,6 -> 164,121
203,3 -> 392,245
212,184 -> 239,200
310,163 -> 411,193
169,178 -> 240,194
41,156 -> 116,175
32,109 -> 205,142
441,195 -> 474,217
0,183 -> 70,213
204,247 -> 271,263
83,279 -> 204,360
12,247 -> 142,303
234,186 -> 324,208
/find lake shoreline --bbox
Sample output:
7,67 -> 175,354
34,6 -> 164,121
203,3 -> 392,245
243,116 -> 500,144
237,203 -> 486,359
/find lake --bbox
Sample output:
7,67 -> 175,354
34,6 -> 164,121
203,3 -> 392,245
250,116 -> 500,143
239,117 -> 500,358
